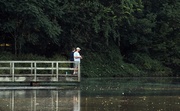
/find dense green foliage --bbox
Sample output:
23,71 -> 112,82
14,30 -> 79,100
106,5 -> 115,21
0,0 -> 179,77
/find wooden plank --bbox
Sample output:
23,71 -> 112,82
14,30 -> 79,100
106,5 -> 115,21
0,61 -> 75,63
0,67 -> 75,70
0,67 -> 11,69
0,74 -> 78,77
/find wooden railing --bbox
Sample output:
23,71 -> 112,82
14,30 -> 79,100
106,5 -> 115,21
0,61 -> 80,82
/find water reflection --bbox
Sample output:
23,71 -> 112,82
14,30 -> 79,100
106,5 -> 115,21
0,89 -> 80,111
80,77 -> 180,111
0,78 -> 180,111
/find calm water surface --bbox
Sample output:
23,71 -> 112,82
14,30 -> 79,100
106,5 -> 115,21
0,77 -> 179,111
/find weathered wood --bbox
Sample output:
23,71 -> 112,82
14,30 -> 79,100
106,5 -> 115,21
0,74 -> 78,77
0,61 -> 81,83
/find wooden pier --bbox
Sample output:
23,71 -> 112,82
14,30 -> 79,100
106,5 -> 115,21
0,61 -> 80,86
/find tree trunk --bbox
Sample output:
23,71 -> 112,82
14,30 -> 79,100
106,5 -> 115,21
14,37 -> 17,56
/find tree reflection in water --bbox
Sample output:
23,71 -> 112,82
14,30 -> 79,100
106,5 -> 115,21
0,78 -> 179,111
80,77 -> 180,111
0,89 -> 80,111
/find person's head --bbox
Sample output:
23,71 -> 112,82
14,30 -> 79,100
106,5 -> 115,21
72,48 -> 75,52
76,47 -> 81,52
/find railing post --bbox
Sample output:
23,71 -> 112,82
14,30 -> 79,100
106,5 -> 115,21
34,62 -> 37,81
12,62 -> 15,82
56,62 -> 58,81
31,62 -> 33,74
78,62 -> 81,82
52,62 -> 54,75
10,62 -> 12,75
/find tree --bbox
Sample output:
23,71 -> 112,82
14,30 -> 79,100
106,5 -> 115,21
0,0 -> 62,55
150,0 -> 180,74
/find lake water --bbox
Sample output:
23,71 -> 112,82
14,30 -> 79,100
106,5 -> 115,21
0,77 -> 179,111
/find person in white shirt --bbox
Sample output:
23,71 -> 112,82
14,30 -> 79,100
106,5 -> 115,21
73,47 -> 82,75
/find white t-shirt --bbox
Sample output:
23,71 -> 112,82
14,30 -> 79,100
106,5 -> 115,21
74,52 -> 81,62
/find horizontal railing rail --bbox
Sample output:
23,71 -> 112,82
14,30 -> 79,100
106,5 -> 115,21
0,61 -> 80,82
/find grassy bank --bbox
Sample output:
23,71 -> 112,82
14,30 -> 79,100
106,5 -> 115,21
81,47 -> 172,77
